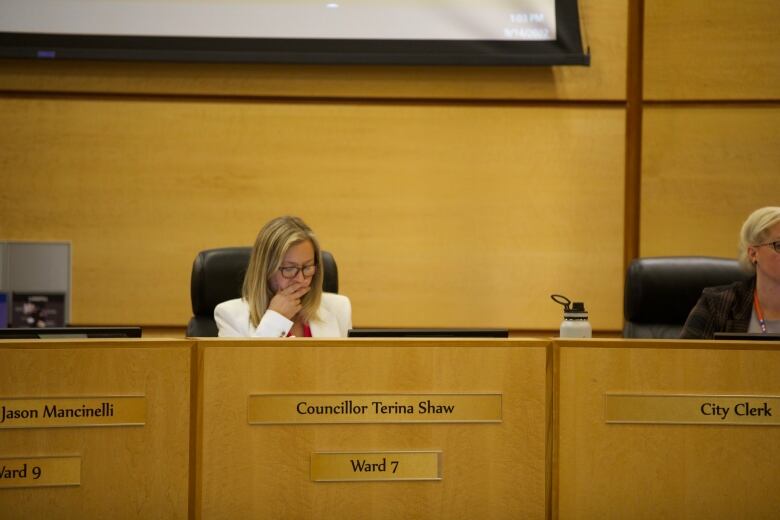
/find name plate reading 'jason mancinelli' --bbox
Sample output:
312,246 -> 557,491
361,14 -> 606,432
0,397 -> 146,429
248,394 -> 502,424
0,457 -> 81,489
606,394 -> 780,426
311,452 -> 441,482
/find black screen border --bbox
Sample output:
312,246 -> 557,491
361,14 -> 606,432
348,328 -> 509,338
0,326 -> 143,339
713,333 -> 780,342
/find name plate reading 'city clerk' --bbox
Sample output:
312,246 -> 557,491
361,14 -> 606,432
0,397 -> 146,429
606,394 -> 780,426
248,394 -> 502,424
0,457 -> 81,489
311,452 -> 441,482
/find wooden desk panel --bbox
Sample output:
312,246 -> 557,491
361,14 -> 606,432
197,338 -> 549,520
0,339 -> 193,519
555,339 -> 780,519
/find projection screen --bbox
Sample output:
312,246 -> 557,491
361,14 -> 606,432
0,0 -> 590,65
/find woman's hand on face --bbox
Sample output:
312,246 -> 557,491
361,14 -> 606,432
268,282 -> 311,320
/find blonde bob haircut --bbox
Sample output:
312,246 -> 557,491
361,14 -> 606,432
738,206 -> 780,273
242,216 -> 323,328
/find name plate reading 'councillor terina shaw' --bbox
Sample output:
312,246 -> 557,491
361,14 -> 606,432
311,452 -> 441,482
0,397 -> 146,428
0,457 -> 81,489
606,394 -> 780,426
248,394 -> 502,424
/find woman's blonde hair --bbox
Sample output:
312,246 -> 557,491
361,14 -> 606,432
738,206 -> 780,272
242,216 -> 323,327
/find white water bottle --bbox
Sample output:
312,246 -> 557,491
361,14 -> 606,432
551,294 -> 592,338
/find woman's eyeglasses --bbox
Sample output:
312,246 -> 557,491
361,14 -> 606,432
755,240 -> 780,253
278,264 -> 317,279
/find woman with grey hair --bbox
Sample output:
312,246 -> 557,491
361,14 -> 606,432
681,206 -> 780,339
215,216 -> 352,337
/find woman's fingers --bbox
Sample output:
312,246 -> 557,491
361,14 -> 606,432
281,282 -> 311,298
269,283 -> 311,319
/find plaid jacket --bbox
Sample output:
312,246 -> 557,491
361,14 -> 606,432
680,277 -> 755,339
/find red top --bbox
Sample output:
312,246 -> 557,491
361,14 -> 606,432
287,324 -> 312,338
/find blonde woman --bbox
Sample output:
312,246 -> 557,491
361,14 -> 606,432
215,216 -> 351,337
681,207 -> 780,339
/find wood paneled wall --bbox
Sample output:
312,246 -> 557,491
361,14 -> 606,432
644,0 -> 780,101
0,98 -> 625,329
0,0 -> 776,332
641,105 -> 780,257
640,0 -> 780,257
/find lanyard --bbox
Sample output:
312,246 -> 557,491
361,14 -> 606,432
753,291 -> 767,334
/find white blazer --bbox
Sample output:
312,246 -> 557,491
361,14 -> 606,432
214,292 -> 352,338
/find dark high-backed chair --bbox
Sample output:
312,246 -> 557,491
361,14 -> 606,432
623,256 -> 750,339
187,247 -> 338,337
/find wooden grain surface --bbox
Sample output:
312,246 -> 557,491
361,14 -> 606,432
555,339 -> 780,519
645,0 -> 780,100
197,338 -> 549,520
0,98 -> 626,329
640,104 -> 780,258
0,340 -> 193,519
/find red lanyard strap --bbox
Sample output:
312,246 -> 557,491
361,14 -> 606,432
754,290 -> 767,334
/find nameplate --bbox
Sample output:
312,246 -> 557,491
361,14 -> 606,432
248,394 -> 502,424
311,451 -> 441,482
605,394 -> 780,425
0,457 -> 81,488
0,397 -> 146,429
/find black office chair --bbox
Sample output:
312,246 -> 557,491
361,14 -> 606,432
623,256 -> 751,339
187,247 -> 339,337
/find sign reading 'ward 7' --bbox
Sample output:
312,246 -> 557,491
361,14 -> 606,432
311,452 -> 441,482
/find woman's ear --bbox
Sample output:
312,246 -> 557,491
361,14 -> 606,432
748,246 -> 758,265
